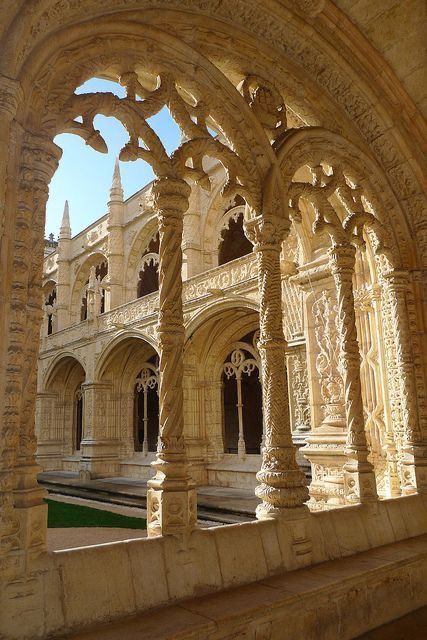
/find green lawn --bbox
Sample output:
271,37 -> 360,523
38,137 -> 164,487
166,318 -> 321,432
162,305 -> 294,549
45,498 -> 146,529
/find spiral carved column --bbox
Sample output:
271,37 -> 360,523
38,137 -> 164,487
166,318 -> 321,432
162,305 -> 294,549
147,177 -> 197,538
329,243 -> 378,504
245,215 -> 309,520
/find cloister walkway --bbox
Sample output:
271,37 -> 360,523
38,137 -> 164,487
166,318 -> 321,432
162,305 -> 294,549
38,471 -> 258,524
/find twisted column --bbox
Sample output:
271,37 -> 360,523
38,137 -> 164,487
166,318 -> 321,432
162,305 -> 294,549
147,177 -> 197,538
245,215 -> 308,519
329,243 -> 378,503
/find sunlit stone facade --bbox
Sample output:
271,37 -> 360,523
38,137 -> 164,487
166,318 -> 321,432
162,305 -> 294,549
1,1 -> 426,638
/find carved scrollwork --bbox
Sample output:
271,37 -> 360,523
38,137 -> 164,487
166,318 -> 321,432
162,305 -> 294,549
59,70 -> 260,208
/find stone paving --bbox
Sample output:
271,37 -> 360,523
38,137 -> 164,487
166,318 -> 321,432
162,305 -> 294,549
39,472 -> 258,522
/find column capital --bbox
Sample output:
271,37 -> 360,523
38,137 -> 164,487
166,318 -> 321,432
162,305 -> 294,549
328,242 -> 356,275
244,214 -> 290,250
382,269 -> 410,288
19,131 -> 62,193
152,177 -> 191,216
0,75 -> 23,119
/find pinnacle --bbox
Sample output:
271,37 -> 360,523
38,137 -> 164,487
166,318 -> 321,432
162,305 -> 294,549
59,200 -> 71,239
110,157 -> 123,200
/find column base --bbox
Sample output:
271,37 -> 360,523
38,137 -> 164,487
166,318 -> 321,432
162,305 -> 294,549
79,439 -> 120,478
255,446 -> 309,516
147,454 -> 197,538
400,442 -> 427,495
344,446 -> 378,503
302,430 -> 347,510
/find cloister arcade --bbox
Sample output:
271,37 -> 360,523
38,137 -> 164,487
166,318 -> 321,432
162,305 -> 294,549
0,1 -> 426,638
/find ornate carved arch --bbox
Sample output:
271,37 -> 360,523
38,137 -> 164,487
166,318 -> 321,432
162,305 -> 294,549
276,127 -> 416,270
70,251 -> 108,321
95,330 -> 159,382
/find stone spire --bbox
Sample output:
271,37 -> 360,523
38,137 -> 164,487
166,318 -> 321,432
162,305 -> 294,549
59,200 -> 71,239
110,158 -> 123,201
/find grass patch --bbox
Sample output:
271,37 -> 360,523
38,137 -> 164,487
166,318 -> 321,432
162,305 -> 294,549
45,499 -> 146,529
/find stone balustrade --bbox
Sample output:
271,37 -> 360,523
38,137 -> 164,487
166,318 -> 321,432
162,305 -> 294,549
41,253 -> 304,354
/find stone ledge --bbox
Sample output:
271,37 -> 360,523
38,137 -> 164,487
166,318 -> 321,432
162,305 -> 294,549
61,534 -> 427,639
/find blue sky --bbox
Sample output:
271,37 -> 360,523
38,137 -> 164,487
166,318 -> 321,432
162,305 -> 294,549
45,78 -> 181,237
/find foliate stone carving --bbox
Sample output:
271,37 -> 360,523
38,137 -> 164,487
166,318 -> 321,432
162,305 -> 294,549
240,75 -> 287,141
287,350 -> 311,433
60,69 -> 260,209
0,76 -> 23,119
312,290 -> 345,426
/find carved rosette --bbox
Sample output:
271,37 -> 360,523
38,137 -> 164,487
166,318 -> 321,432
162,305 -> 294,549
329,243 -> 378,503
245,215 -> 309,518
147,177 -> 196,538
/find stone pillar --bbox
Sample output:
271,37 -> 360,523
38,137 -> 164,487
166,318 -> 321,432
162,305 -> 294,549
383,270 -> 427,494
147,177 -> 197,538
329,243 -> 378,504
35,392 -> 62,470
182,185 -> 203,279
245,215 -> 308,520
56,201 -> 72,330
0,78 -> 25,584
79,382 -> 119,479
292,260 -> 347,509
107,159 -> 124,309
1,128 -> 61,586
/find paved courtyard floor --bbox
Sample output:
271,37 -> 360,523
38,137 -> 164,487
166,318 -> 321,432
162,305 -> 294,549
39,471 -> 258,523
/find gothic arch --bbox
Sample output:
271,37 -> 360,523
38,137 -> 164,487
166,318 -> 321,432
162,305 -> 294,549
185,297 -> 259,343
276,127 -> 416,270
95,330 -> 159,383
42,351 -> 86,392
70,251 -> 108,322
125,215 -> 159,301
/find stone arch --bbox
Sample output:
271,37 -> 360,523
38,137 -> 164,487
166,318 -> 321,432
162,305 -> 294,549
70,251 -> 108,322
186,303 -> 261,466
185,297 -> 259,342
95,330 -> 159,384
42,351 -> 86,392
125,212 -> 159,301
277,127 -> 416,270
37,353 -> 87,466
95,333 -> 159,458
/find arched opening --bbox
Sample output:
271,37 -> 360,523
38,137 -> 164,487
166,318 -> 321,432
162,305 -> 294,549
80,259 -> 108,321
137,233 -> 159,298
96,334 -> 160,465
43,281 -> 57,336
218,203 -> 253,266
133,355 -> 159,453
222,332 -> 263,456
37,355 -> 86,470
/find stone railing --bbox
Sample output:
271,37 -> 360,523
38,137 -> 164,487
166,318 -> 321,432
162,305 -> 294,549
40,253 -> 305,352
40,255 -> 258,353
97,290 -> 159,331
183,253 -> 258,302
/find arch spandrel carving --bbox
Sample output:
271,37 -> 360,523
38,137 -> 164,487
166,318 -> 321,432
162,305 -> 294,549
276,128 -> 416,270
